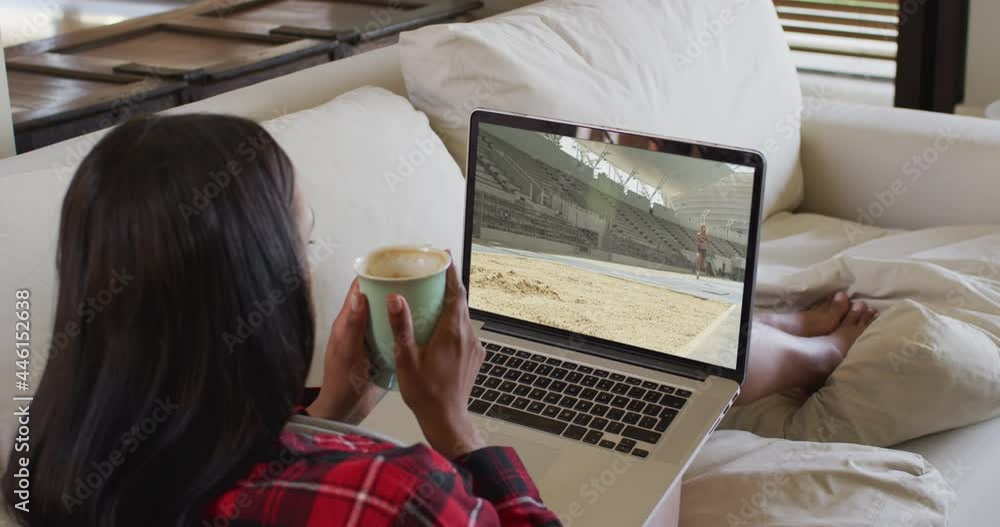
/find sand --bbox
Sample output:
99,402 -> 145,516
470,251 -> 730,356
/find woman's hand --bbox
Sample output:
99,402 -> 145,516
388,260 -> 487,458
307,280 -> 385,424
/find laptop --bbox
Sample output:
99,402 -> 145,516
363,109 -> 765,526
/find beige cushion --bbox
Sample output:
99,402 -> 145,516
682,430 -> 955,526
798,97 -> 1000,230
399,0 -> 805,218
895,416 -> 1000,526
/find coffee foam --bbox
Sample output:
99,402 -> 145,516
363,248 -> 448,279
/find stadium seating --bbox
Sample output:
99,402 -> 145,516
474,191 -> 599,249
475,131 -> 747,270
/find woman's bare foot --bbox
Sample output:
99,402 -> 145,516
796,302 -> 879,390
811,301 -> 879,359
756,291 -> 850,337
737,301 -> 879,405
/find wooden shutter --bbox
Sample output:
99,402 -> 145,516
774,0 -> 899,79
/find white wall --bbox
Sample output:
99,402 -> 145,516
959,0 -> 1000,116
0,47 -> 14,158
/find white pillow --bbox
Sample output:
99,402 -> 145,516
724,224 -> 1000,447
260,86 -> 466,384
683,430 -> 955,526
399,0 -> 804,219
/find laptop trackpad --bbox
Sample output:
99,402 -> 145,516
363,392 -> 560,478
484,430 -> 560,479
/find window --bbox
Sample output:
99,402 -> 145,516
775,0 -> 899,81
775,0 -> 971,113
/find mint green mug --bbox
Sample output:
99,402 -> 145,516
354,245 -> 451,390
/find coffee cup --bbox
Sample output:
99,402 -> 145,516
354,245 -> 451,390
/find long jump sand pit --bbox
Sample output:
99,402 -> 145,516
470,251 -> 730,355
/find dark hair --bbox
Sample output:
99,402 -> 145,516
3,114 -> 315,526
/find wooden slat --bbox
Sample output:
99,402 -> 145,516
270,0 -> 482,41
12,76 -> 186,131
185,51 -> 329,100
8,71 -> 121,117
789,44 -> 896,61
269,25 -> 339,39
216,0 -> 406,32
109,33 -> 334,82
6,53 -> 141,83
774,0 -> 898,16
201,0 -> 427,18
6,0 -> 234,58
71,28 -> 276,73
112,63 -> 207,81
164,16 -> 297,43
198,38 -> 337,81
782,24 -> 896,42
14,86 -> 184,151
196,0 -> 297,17
776,11 -> 897,30
355,0 -> 483,42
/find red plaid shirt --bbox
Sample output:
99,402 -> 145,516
204,427 -> 562,526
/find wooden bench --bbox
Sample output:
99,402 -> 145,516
5,0 -> 481,153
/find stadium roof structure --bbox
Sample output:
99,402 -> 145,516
574,138 -> 741,201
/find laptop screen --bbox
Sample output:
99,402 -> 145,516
467,117 -> 760,371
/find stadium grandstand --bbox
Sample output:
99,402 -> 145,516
473,125 -> 750,280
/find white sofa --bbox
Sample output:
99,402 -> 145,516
2,30 -> 999,527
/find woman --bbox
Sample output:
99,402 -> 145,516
2,115 -> 558,526
694,224 -> 709,279
3,114 -> 877,526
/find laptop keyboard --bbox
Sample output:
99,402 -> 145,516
470,340 -> 693,458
